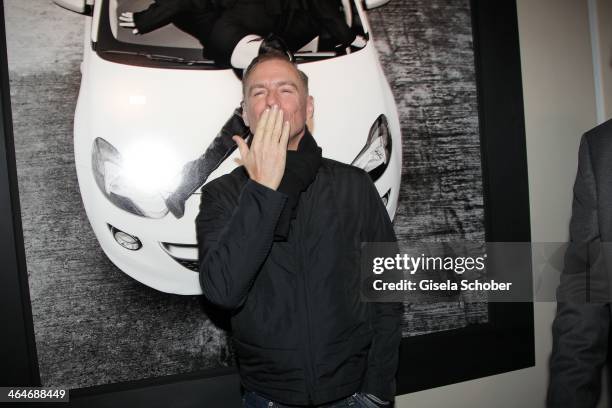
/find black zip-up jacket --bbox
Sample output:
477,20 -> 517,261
196,158 -> 401,405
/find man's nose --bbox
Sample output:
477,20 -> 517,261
266,90 -> 279,107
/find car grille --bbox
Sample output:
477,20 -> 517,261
160,242 -> 199,272
175,259 -> 199,272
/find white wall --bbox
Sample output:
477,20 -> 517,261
595,0 -> 612,121
396,0 -> 603,406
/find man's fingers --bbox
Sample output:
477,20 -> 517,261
263,105 -> 279,145
272,109 -> 284,143
280,120 -> 290,148
232,135 -> 249,162
252,108 -> 270,150
119,13 -> 137,32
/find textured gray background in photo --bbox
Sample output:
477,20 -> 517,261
5,0 -> 484,389
368,2 -> 487,335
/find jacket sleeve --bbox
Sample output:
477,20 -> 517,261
547,135 -> 610,408
360,174 -> 402,402
196,179 -> 287,309
133,0 -> 196,34
308,0 -> 356,48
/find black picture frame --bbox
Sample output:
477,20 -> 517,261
0,0 -> 534,405
396,0 -> 535,394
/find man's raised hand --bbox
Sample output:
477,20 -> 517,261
232,105 -> 290,191
119,12 -> 139,34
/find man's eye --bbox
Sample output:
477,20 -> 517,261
281,88 -> 294,94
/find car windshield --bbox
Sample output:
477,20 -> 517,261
96,0 -> 368,69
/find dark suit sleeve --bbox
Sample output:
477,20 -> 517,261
308,0 -> 356,47
360,174 -> 402,402
547,135 -> 611,408
133,0 -> 196,34
196,179 -> 287,309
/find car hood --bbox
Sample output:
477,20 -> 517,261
78,46 -> 392,178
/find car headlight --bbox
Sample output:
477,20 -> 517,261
91,137 -> 182,218
351,114 -> 392,181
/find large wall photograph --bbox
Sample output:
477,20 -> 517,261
4,0 -> 486,391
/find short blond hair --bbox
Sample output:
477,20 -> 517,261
242,51 -> 309,97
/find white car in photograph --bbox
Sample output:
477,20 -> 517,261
56,0 -> 402,294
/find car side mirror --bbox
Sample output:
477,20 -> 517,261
53,0 -> 88,14
363,0 -> 390,9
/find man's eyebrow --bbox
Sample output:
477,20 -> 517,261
246,84 -> 265,95
276,80 -> 298,89
247,81 -> 299,94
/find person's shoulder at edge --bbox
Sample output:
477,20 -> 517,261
584,117 -> 612,145
578,119 -> 612,173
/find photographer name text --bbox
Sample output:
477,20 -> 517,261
372,279 -> 512,291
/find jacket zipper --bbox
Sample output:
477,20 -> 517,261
297,221 -> 316,403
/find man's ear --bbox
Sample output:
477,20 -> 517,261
307,95 -> 314,120
241,101 -> 249,126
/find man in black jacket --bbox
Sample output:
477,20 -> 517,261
196,51 -> 401,406
547,119 -> 612,408
119,0 -> 359,67
206,0 -> 357,68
